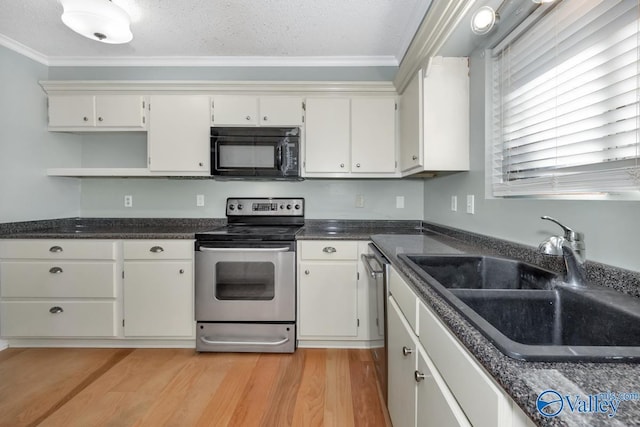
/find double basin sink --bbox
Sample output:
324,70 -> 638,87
399,254 -> 640,362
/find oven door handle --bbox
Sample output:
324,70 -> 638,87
198,246 -> 291,252
199,336 -> 290,346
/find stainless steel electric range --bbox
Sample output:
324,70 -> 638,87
194,197 -> 304,353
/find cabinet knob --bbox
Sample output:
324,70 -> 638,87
49,306 -> 64,314
179,269 -> 185,274
263,116 -> 268,121
199,162 -> 204,167
49,266 -> 63,274
98,117 -> 103,122
49,246 -> 63,253
412,155 -> 418,161
322,246 -> 337,254
340,163 -> 345,168
402,346 -> 413,356
304,270 -> 310,275
83,116 -> 88,122
414,370 -> 426,383
150,246 -> 164,253
356,163 -> 361,168
246,115 -> 251,121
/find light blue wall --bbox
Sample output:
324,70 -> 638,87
0,46 -> 80,223
80,178 -> 424,220
48,66 -> 398,81
423,50 -> 640,271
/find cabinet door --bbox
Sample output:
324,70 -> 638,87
259,97 -> 303,126
148,95 -> 210,173
304,98 -> 351,173
123,261 -> 194,337
95,95 -> 146,128
351,97 -> 396,173
211,95 -> 258,126
48,95 -> 95,127
417,347 -> 471,427
398,70 -> 423,172
298,262 -> 358,337
387,297 -> 417,427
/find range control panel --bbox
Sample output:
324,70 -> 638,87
226,198 -> 304,217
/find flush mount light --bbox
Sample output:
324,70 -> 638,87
60,0 -> 132,44
531,0 -> 556,3
470,6 -> 498,35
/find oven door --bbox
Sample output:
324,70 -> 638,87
195,242 -> 295,322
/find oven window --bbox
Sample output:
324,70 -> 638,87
215,262 -> 275,300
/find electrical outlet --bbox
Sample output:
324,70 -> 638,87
396,196 -> 405,209
355,195 -> 365,208
196,194 -> 205,207
451,195 -> 457,212
124,195 -> 133,208
466,194 -> 475,214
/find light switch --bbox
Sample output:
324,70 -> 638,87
196,194 -> 205,207
451,195 -> 457,212
396,196 -> 405,209
466,194 -> 475,214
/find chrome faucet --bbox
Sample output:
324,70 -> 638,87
538,216 -> 587,287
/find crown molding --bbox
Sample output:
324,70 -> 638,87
46,55 -> 399,68
394,0 -> 475,93
39,80 -> 398,95
0,34 -> 49,65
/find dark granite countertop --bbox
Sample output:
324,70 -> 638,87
0,218 -> 226,239
372,232 -> 640,427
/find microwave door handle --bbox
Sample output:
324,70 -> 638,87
276,144 -> 284,170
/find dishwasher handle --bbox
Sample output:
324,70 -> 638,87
361,253 -> 384,278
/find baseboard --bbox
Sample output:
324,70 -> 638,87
298,339 -> 384,349
0,339 -> 8,351
4,338 -> 195,348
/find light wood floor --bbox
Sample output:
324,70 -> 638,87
0,347 -> 390,427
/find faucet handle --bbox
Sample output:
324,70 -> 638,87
540,216 -> 583,242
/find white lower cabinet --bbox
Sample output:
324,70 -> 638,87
123,240 -> 194,337
0,240 -> 120,338
297,240 -> 378,346
387,266 -> 536,427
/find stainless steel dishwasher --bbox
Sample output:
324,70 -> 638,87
361,242 -> 390,402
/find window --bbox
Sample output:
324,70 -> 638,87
490,0 -> 640,197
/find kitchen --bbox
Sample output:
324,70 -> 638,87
1,0 -> 640,426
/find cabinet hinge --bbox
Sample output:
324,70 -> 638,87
212,115 -> 214,122
122,271 -> 125,279
142,116 -> 146,124
357,272 -> 360,281
122,319 -> 125,327
148,157 -> 151,165
395,161 -> 398,168
302,101 -> 306,111
142,100 -> 145,109
148,103 -> 151,111
357,319 -> 360,327
395,102 -> 398,111
302,116 -> 305,123
376,318 -> 379,326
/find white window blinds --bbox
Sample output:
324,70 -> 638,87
491,0 -> 640,197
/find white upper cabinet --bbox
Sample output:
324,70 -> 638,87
147,95 -> 210,173
211,95 -> 303,126
351,97 -> 396,173
304,96 -> 397,177
304,97 -> 351,173
399,57 -> 470,175
48,95 -> 147,130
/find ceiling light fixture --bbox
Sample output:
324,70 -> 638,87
471,6 -> 498,35
531,0 -> 556,3
60,0 -> 133,44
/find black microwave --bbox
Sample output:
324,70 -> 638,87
210,127 -> 301,179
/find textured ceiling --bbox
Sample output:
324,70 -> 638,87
0,0 -> 433,66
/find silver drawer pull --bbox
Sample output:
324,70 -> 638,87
49,306 -> 64,314
322,246 -> 337,254
304,270 -> 310,275
49,267 -> 63,274
150,246 -> 164,253
179,269 -> 185,274
49,246 -> 63,253
414,370 -> 426,383
402,346 -> 413,356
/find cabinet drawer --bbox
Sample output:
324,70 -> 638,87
0,262 -> 117,298
299,241 -> 358,260
418,301 -> 509,427
123,240 -> 193,260
389,267 -> 418,333
0,240 -> 117,260
0,301 -> 117,337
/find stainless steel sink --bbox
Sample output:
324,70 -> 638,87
399,254 -> 640,362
